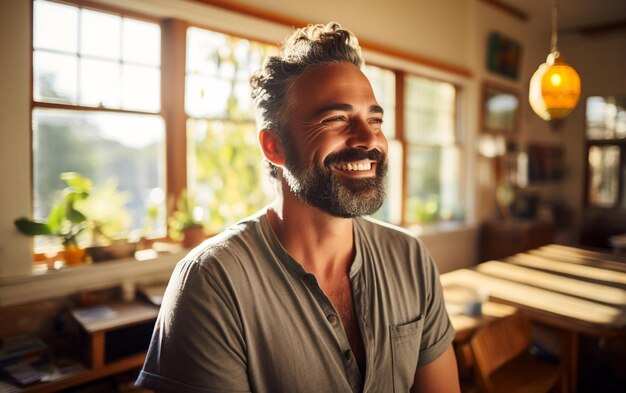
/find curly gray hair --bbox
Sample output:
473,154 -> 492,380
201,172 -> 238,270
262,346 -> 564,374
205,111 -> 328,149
250,22 -> 364,177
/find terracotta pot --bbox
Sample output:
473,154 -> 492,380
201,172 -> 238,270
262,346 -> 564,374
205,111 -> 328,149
87,241 -> 138,262
63,245 -> 86,265
182,226 -> 205,248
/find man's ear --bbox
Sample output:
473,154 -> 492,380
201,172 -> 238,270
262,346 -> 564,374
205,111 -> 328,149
259,129 -> 285,167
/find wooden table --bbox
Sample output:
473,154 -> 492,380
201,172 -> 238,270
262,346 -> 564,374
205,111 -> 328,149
442,243 -> 626,393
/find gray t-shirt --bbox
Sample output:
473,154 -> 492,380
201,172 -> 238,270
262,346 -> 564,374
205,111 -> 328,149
136,210 -> 454,393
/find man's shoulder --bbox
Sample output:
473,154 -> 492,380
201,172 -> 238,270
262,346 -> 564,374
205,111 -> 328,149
184,211 -> 268,268
355,216 -> 430,265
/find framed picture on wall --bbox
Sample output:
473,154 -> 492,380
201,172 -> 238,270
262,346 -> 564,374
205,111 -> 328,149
481,82 -> 520,134
527,143 -> 565,182
486,31 -> 522,80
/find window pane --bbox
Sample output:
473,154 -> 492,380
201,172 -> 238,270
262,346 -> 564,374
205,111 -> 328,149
186,27 -> 276,120
34,0 -> 78,53
185,28 -> 277,233
586,96 -> 626,140
80,9 -> 121,59
185,74 -> 230,118
187,27 -> 225,75
587,145 -> 620,207
122,65 -> 160,112
405,146 -> 462,224
187,119 -> 273,232
371,140 -> 403,224
33,2 -> 161,111
122,18 -> 161,66
405,75 -> 456,145
363,65 -> 396,138
34,51 -> 78,104
32,109 -> 167,250
622,163 -> 626,209
79,58 -> 121,108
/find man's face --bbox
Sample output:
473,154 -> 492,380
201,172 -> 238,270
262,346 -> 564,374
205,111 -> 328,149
280,62 -> 389,218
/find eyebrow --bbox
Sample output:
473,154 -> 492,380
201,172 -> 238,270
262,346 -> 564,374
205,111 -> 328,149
312,103 -> 384,118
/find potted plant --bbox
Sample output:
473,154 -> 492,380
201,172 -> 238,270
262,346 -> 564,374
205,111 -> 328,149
79,178 -> 136,262
14,172 -> 91,265
168,189 -> 206,248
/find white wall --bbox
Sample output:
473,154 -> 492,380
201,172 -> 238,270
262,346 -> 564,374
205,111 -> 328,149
558,31 -> 626,240
0,0 -> 33,278
222,0 -> 472,67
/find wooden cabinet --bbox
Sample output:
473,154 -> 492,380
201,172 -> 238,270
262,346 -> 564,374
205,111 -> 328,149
480,220 -> 555,261
70,301 -> 158,369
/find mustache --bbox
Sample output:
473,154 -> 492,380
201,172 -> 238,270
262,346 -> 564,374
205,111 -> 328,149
324,148 -> 385,166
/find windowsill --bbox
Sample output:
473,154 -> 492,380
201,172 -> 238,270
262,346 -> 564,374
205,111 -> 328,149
0,222 -> 478,308
403,222 -> 480,273
0,250 -> 187,307
404,220 -> 477,237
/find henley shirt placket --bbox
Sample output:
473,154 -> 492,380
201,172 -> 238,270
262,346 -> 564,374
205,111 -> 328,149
302,272 -> 364,393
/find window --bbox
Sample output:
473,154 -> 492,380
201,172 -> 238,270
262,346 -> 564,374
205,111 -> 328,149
30,1 -> 466,258
585,95 -> 626,209
185,27 -> 277,232
403,75 -> 463,225
364,67 -> 465,226
32,0 -> 166,251
581,94 -> 626,248
362,65 -> 402,224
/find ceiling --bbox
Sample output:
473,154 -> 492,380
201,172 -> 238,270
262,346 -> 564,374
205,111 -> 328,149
497,0 -> 626,35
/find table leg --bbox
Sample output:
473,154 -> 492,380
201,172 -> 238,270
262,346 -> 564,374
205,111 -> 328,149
91,331 -> 105,369
560,330 -> 578,393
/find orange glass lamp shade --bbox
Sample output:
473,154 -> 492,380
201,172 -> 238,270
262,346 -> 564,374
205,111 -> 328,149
529,52 -> 581,121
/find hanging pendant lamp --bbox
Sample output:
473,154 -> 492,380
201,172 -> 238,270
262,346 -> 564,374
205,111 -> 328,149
529,0 -> 581,121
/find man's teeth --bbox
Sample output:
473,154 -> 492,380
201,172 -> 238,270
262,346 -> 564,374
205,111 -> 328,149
337,162 -> 372,171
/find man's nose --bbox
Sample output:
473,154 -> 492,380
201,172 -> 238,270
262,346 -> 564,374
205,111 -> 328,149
346,118 -> 386,151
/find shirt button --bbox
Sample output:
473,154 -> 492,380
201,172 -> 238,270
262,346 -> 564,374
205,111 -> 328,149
327,314 -> 338,324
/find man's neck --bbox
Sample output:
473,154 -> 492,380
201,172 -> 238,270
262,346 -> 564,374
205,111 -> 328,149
267,193 -> 355,280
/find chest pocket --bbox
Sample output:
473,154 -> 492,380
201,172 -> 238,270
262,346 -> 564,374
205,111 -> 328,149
390,315 -> 424,392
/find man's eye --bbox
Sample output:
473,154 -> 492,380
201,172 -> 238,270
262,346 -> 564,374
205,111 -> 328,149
323,116 -> 346,123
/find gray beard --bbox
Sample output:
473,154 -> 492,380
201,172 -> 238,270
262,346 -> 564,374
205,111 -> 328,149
282,151 -> 387,218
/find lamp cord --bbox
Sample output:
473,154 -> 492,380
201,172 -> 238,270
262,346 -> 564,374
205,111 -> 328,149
551,0 -> 559,54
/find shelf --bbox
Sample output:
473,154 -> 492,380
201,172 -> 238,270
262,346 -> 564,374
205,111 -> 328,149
18,353 -> 146,393
480,220 -> 555,261
5,300 -> 159,392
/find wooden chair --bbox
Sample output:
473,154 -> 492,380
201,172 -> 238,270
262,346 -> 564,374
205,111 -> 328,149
470,312 -> 562,393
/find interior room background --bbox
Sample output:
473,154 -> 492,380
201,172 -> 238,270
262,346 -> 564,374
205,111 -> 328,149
1,0 -> 625,305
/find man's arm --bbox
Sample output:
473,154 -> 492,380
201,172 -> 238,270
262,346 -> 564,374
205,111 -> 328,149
136,259 -> 250,392
411,344 -> 461,393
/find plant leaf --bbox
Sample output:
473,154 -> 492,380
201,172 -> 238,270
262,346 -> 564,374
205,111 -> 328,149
61,172 -> 92,192
46,204 -> 65,234
66,205 -> 87,224
14,218 -> 52,236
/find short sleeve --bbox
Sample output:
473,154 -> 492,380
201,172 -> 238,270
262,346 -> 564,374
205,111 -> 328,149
416,245 -> 455,365
136,258 -> 251,393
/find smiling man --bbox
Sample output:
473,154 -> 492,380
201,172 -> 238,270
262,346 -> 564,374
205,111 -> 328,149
137,23 -> 460,393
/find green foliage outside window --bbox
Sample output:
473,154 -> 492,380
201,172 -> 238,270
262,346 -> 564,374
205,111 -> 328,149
186,28 -> 276,232
190,120 -> 270,233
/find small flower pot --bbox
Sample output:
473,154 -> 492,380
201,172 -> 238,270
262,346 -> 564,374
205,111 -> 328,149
63,245 -> 86,265
182,226 -> 205,248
